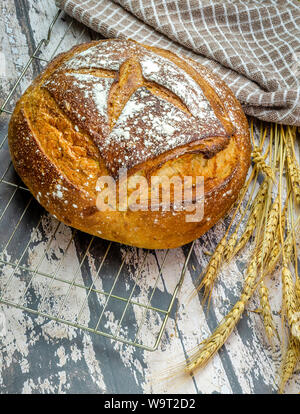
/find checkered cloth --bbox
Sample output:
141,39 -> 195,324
55,0 -> 300,126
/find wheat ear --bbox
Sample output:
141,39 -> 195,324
251,145 -> 275,181
295,278 -> 300,306
198,237 -> 227,301
223,122 -> 271,262
283,127 -> 300,204
279,335 -> 300,394
282,265 -> 300,341
185,258 -> 258,373
257,194 -> 280,265
223,232 -> 238,262
278,128 -> 300,341
223,171 -> 260,263
264,200 -> 288,274
258,280 -> 276,342
284,227 -> 296,266
265,222 -> 298,277
232,180 -> 269,257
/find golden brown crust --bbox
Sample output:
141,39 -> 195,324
8,39 -> 251,249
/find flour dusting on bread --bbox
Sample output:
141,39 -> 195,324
44,39 -> 230,177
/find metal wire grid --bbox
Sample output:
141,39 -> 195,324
0,8 -> 194,351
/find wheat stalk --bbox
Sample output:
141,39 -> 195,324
232,180 -> 269,257
219,124 -> 273,264
264,206 -> 285,271
193,169 -> 258,302
257,194 -> 280,265
223,232 -> 238,262
277,128 -> 300,343
203,123 -> 271,272
222,172 -> 260,263
177,123 -> 300,391
265,224 -> 297,277
185,257 -> 258,373
261,196 -> 288,274
258,197 -> 289,342
170,122 -> 300,393
279,335 -> 300,394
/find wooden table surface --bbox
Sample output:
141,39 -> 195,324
0,0 -> 299,394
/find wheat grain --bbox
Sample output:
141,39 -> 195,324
182,124 -> 300,386
224,172 -> 262,263
290,313 -> 300,340
257,194 -> 280,265
223,231 -> 238,262
252,146 -> 275,181
284,127 -> 300,204
264,199 -> 288,273
194,171 -> 258,301
258,281 -> 276,342
266,227 -> 281,268
195,169 -> 258,299
279,335 -> 300,394
265,241 -> 281,275
265,229 -> 295,276
282,266 -> 296,319
284,231 -> 295,265
198,237 -> 227,300
295,278 -> 300,306
185,258 -> 258,373
279,197 -> 288,233
286,147 -> 300,184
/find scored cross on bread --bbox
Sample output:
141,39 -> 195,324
42,40 -> 234,178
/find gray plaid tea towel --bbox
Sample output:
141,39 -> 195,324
55,0 -> 300,126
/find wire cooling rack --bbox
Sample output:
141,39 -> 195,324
0,8 -> 195,351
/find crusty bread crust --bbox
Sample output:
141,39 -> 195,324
8,39 -> 251,249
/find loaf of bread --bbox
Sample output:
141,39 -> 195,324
8,39 -> 251,249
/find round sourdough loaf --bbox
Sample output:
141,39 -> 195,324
8,39 -> 251,249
